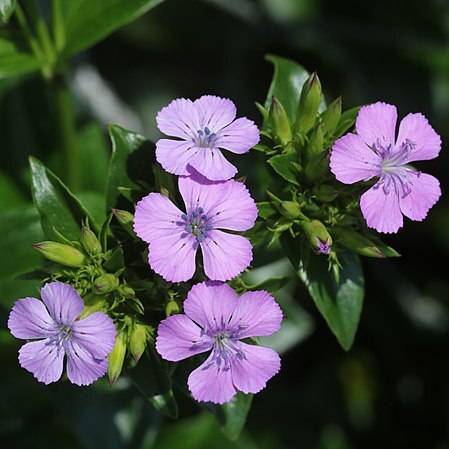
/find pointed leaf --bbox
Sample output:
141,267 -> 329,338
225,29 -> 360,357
267,152 -> 300,185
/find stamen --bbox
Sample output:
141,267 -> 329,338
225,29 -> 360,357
179,207 -> 214,242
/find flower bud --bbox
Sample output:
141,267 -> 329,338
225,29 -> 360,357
279,201 -> 302,220
269,96 -> 292,146
334,228 -> 387,258
306,123 -> 324,158
93,273 -> 119,295
33,241 -> 86,268
303,151 -> 330,184
108,330 -> 127,386
80,225 -> 102,255
129,323 -> 148,362
295,72 -> 322,135
313,184 -> 338,202
300,220 -> 332,255
321,96 -> 342,136
165,300 -> 181,317
112,209 -> 137,238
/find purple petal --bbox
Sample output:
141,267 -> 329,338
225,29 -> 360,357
231,342 -> 281,395
188,351 -> 237,404
40,282 -> 84,326
155,139 -> 201,176
356,102 -> 397,146
71,312 -> 116,360
134,192 -> 184,244
178,174 -> 257,231
396,113 -> 442,163
156,98 -> 200,140
183,281 -> 238,331
194,95 -> 237,131
330,133 -> 382,184
188,148 -> 237,181
18,339 -> 64,385
201,231 -> 253,281
399,172 -> 441,221
65,339 -> 108,386
217,117 -> 260,154
360,182 -> 403,233
156,314 -> 213,362
228,291 -> 282,339
8,297 -> 59,340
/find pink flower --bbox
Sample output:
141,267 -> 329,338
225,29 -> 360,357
330,102 -> 442,233
156,281 -> 282,404
133,172 -> 258,282
155,95 -> 260,181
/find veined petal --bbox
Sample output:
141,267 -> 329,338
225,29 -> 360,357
217,117 -> 260,154
134,193 -> 184,244
330,133 -> 382,184
40,282 -> 84,326
188,351 -> 237,404
178,174 -> 257,231
188,148 -> 237,181
18,339 -> 64,385
396,113 -> 442,163
360,182 -> 403,233
184,281 -> 238,331
155,139 -> 201,176
65,339 -> 108,386
148,233 -> 198,282
201,231 -> 253,281
228,291 -> 283,339
356,102 -> 397,147
156,98 -> 200,140
72,312 -> 116,360
156,314 -> 213,362
194,95 -> 237,131
399,172 -> 441,221
8,297 -> 59,340
231,342 -> 280,395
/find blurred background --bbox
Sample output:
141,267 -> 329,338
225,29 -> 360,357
1,0 -> 449,448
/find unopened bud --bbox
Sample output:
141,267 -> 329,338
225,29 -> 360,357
33,241 -> 86,267
112,209 -> 136,238
81,225 -> 102,255
269,96 -> 292,146
313,184 -> 338,202
321,96 -> 342,136
121,286 -> 135,298
279,201 -> 302,220
303,151 -> 330,184
300,220 -> 332,255
334,228 -> 387,258
165,300 -> 181,317
306,123 -> 324,158
93,273 -> 119,294
129,323 -> 148,362
295,72 -> 322,134
108,330 -> 127,386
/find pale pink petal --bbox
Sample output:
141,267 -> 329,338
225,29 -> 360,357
178,174 -> 257,231
330,133 -> 382,184
40,282 -> 84,326
156,314 -> 213,362
65,339 -> 108,386
8,297 -> 59,340
188,351 -> 237,404
356,102 -> 397,146
399,172 -> 441,221
183,281 -> 238,331
201,231 -> 253,281
194,95 -> 236,132
18,339 -> 64,385
148,233 -> 198,282
188,148 -> 237,181
134,192 -> 184,244
231,343 -> 281,395
228,291 -> 283,339
72,312 -> 116,360
155,139 -> 201,176
396,113 -> 442,163
156,98 -> 200,140
216,117 -> 260,154
360,182 -> 403,233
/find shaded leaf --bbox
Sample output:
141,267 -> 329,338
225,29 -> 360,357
267,152 -> 300,185
0,0 -> 16,23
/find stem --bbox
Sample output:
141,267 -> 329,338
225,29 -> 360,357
51,0 -> 65,53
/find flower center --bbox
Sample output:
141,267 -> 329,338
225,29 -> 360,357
195,127 -> 218,148
181,207 -> 213,242
212,331 -> 245,369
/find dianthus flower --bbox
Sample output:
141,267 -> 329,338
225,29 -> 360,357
155,95 -> 260,181
133,172 -> 257,282
8,282 -> 116,386
330,102 -> 441,233
156,281 -> 282,404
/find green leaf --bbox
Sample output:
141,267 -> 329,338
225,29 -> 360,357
281,234 -> 364,350
333,106 -> 360,139
57,0 -> 166,57
0,0 -> 16,23
0,170 -> 27,211
267,152 -> 300,185
244,276 -> 290,293
257,201 -> 277,220
202,393 -> 253,441
30,157 -> 99,240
